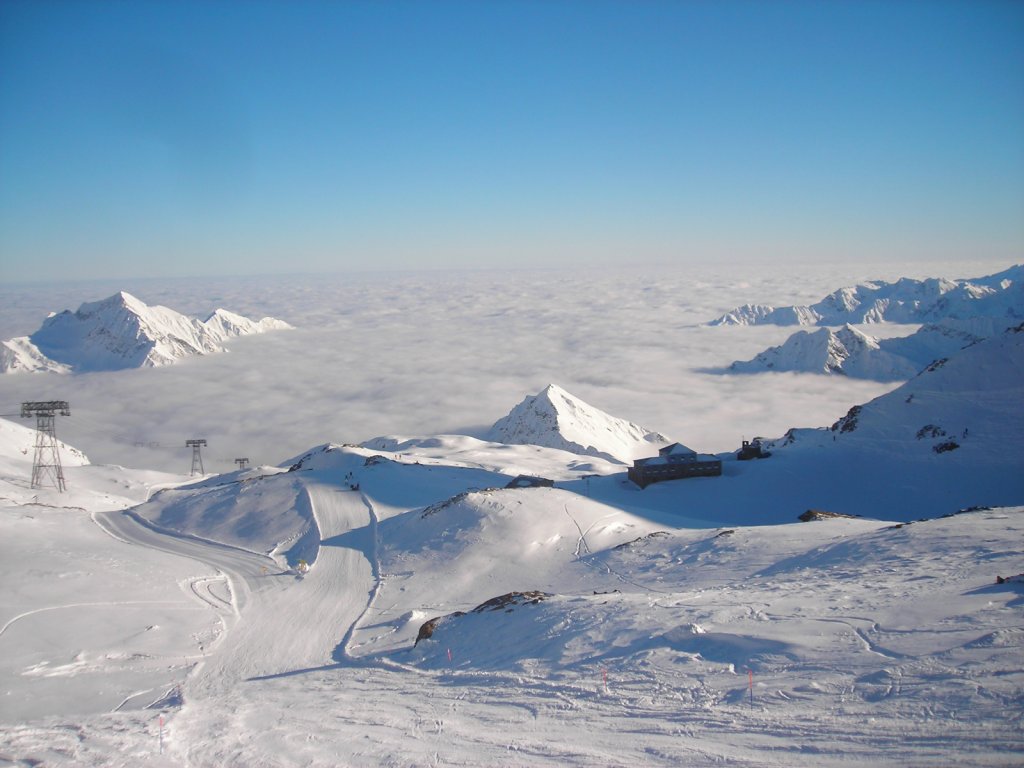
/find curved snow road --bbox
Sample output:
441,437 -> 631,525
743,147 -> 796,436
95,510 -> 273,619
95,476 -> 378,696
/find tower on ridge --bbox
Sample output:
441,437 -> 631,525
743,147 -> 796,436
21,401 -> 71,492
186,439 -> 207,476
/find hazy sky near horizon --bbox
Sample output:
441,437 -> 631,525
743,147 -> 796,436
1,1 -> 1022,282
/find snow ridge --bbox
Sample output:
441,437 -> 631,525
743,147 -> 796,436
729,317 -> 1017,380
709,264 -> 1024,326
486,384 -> 669,464
1,291 -> 293,374
774,322 -> 1024,458
0,337 -> 71,374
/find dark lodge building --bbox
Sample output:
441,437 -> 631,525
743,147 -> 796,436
628,442 -> 722,488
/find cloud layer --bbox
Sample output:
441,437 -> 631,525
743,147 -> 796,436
0,259 -> 1010,474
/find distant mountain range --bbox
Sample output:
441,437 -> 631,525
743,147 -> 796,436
728,317 -> 1016,380
0,291 -> 292,374
716,265 -> 1023,381
709,264 -> 1023,327
771,321 -> 1024,461
486,383 -> 669,464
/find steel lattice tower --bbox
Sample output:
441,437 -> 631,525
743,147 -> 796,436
235,457 -> 249,470
186,439 -> 207,476
21,401 -> 71,492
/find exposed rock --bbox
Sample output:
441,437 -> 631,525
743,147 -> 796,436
799,509 -> 861,522
830,405 -> 863,434
504,475 -> 554,489
414,591 -> 552,646
420,489 -> 496,519
614,531 -> 670,550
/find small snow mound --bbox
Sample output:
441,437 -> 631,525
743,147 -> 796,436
964,628 -> 1023,648
414,591 -> 551,645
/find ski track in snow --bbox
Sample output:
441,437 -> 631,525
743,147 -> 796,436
3,451 -> 1022,765
336,488 -> 384,661
0,601 -> 188,641
5,498 -> 1024,766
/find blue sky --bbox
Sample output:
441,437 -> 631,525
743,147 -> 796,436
1,0 -> 1022,281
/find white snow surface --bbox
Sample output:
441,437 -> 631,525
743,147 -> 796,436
1,325 -> 1023,765
710,264 -> 1024,326
200,308 -> 293,343
729,317 -> 1020,380
487,383 -> 670,463
730,324 -> 915,379
1,263 -> 1022,766
2,291 -> 292,373
0,338 -> 71,374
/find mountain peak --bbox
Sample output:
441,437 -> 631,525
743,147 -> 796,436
709,265 -> 1023,326
487,385 -> 669,464
78,290 -> 148,317
730,324 -> 912,379
4,292 -> 292,374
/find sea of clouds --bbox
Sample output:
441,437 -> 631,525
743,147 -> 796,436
0,258 -> 1010,474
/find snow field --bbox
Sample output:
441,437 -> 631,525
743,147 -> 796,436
1,293 -> 1023,765
2,436 -> 1022,765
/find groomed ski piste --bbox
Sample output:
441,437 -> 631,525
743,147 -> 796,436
1,336 -> 1023,768
1,301 -> 1022,766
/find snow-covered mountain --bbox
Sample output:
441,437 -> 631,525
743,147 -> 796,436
201,308 -> 293,342
729,324 -> 916,379
6,412 -> 1020,765
0,415 -> 88,479
773,322 -> 1024,461
728,317 -> 1013,380
3,332 -> 1022,765
486,384 -> 669,463
0,337 -> 71,374
0,291 -> 293,373
709,264 -> 1024,326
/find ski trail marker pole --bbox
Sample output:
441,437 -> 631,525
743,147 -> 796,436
748,669 -> 753,707
159,713 -> 164,754
603,668 -> 608,694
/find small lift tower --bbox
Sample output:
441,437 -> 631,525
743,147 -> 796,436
21,400 -> 71,492
186,439 -> 207,476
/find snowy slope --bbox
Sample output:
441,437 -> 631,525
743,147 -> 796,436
1,291 -> 292,373
0,325 -> 1022,765
729,324 -> 920,379
727,318 -> 1012,380
486,383 -> 669,463
131,467 -> 313,567
806,322 -> 1024,456
710,264 -> 1024,326
0,415 -> 89,484
0,337 -> 70,374
707,322 -> 1024,517
3,432 -> 1021,766
201,308 -> 292,343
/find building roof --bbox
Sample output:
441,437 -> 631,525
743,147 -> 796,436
659,442 -> 697,457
